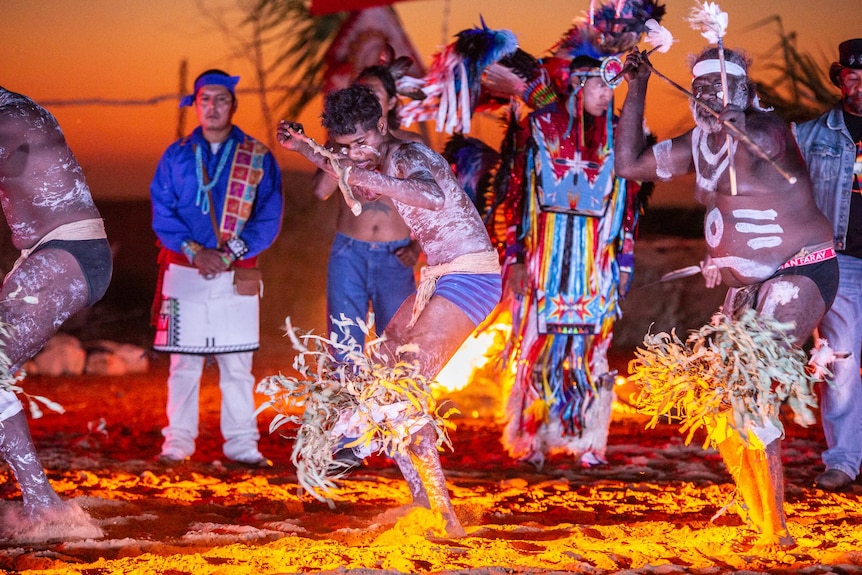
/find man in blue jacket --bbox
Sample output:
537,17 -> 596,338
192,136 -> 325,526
150,69 -> 283,467
796,38 -> 862,491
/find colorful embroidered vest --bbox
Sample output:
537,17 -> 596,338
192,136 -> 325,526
529,107 -> 615,217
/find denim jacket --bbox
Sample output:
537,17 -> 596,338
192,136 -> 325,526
794,107 -> 857,250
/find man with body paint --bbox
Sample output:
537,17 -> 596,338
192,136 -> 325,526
312,64 -> 423,358
615,46 -> 837,549
0,86 -> 111,539
276,85 -> 502,537
312,64 -> 425,467
796,38 -> 862,492
150,69 -> 283,468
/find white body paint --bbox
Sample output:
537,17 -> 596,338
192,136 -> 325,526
387,142 -> 493,266
760,280 -> 800,317
652,139 -> 674,180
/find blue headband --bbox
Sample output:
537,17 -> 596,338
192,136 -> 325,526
178,74 -> 240,108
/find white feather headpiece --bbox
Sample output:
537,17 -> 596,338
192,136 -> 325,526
686,1 -> 728,44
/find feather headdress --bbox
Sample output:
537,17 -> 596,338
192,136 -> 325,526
400,18 -> 519,134
556,0 -> 666,58
443,134 -> 500,210
377,43 -> 426,101
554,0 -> 666,87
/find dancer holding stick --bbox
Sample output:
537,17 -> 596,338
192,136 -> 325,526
615,43 -> 837,549
609,17 -> 796,185
275,85 -> 501,537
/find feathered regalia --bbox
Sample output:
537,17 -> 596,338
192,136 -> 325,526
400,2 -> 662,466
497,0 -> 662,467
400,19 -> 519,135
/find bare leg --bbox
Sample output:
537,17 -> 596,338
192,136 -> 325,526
406,424 -> 465,538
393,452 -> 430,508
0,411 -> 64,515
1,249 -> 90,371
717,435 -> 793,548
714,276 -> 822,549
0,247 -> 103,541
752,441 -> 794,547
383,294 -> 477,538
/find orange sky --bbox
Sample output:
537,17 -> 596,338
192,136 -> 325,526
3,0 -> 858,205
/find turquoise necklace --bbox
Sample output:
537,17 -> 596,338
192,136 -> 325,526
194,138 -> 235,214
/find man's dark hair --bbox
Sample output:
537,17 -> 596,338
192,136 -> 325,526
321,85 -> 383,136
355,65 -> 401,128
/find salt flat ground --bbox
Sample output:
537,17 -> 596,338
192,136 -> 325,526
1,356 -> 861,575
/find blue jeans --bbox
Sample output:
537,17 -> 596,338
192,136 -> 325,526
818,253 -> 862,479
326,232 -> 416,351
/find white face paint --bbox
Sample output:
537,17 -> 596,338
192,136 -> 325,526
690,73 -> 749,134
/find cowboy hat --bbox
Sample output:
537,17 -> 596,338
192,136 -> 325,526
830,38 -> 862,87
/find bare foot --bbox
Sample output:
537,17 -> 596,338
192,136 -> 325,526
442,510 -> 467,539
732,532 -> 796,558
0,499 -> 103,543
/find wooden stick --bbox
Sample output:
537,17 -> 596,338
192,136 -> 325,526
291,130 -> 362,216
717,40 -> 739,196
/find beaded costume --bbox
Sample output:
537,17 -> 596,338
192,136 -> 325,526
502,92 -> 645,465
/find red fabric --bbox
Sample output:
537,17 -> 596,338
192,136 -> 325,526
310,0 -> 408,16
322,6 -> 425,93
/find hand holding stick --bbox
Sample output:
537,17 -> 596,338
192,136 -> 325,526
608,45 -> 662,86
608,18 -> 676,86
628,56 -> 797,185
277,122 -> 362,215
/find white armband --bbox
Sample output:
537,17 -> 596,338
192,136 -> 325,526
653,140 -> 674,180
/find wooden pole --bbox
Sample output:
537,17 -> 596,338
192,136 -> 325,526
175,59 -> 188,140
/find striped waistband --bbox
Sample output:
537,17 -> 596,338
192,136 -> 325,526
777,246 -> 836,271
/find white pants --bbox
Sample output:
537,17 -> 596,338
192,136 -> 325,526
161,351 -> 262,462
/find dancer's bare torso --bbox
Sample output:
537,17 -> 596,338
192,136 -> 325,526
0,88 -> 101,251
684,116 -> 832,287
358,141 -> 492,266
334,195 -> 411,243
319,130 -> 427,244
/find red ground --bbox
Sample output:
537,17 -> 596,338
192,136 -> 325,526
2,346 -> 861,575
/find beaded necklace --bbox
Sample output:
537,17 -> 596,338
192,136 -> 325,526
194,138 -> 235,214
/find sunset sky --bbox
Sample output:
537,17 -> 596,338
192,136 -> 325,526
3,0 -> 858,205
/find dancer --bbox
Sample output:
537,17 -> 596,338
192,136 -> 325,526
796,38 -> 862,491
0,85 -> 111,539
616,45 -> 837,548
312,62 -> 423,356
150,69 -> 283,467
500,36 -> 649,468
391,4 -> 661,468
276,85 -> 501,537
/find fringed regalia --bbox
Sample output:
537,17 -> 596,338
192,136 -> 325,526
502,97 -> 643,466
